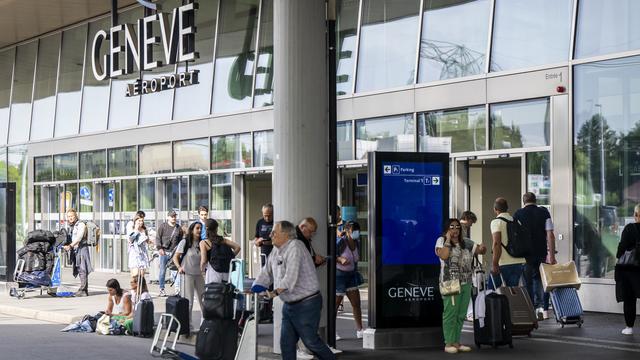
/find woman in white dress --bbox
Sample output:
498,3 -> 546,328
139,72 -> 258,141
128,215 -> 149,276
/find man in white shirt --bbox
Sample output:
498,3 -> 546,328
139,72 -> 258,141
490,198 -> 526,288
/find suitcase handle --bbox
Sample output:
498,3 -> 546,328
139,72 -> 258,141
488,273 -> 507,289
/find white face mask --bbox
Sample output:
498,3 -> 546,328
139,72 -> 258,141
351,230 -> 360,239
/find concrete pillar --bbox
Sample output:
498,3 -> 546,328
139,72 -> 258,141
272,0 -> 328,354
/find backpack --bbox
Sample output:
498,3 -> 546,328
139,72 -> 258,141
83,221 -> 101,246
497,217 -> 533,258
208,237 -> 234,273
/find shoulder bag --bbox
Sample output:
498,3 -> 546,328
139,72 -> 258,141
617,224 -> 640,267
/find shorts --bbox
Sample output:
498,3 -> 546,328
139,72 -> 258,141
336,269 -> 362,296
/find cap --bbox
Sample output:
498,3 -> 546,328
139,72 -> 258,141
167,210 -> 177,217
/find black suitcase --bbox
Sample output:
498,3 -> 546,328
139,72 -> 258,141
196,318 -> 238,360
473,291 -> 513,349
202,282 -> 236,320
166,294 -> 190,335
132,299 -> 155,337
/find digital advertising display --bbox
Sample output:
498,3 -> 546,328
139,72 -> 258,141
368,152 -> 449,329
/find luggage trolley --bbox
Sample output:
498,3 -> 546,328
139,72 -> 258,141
8,245 -> 64,299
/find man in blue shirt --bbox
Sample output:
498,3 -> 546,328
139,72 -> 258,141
197,205 -> 209,240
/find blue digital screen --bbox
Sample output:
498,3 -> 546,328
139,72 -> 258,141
380,161 -> 444,265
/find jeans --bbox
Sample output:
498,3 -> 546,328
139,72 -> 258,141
158,254 -> 170,290
442,283 -> 472,345
524,257 -> 550,310
488,263 -> 524,289
281,295 -> 335,360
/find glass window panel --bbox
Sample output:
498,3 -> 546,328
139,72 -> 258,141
138,178 -> 155,211
108,8 -> 143,130
174,138 -> 209,172
34,186 -> 42,216
139,0 -> 181,125
356,0 -> 421,92
65,183 -> 78,211
253,130 -> 273,166
526,152 -> 550,206
418,0 -> 489,83
253,0 -> 273,107
337,121 -> 353,161
53,153 -> 78,181
490,0 -> 572,72
211,133 -> 252,169
35,156 -> 53,182
81,18 -> 111,134
122,179 -> 137,212
0,49 -> 16,145
31,34 -> 61,141
79,182 -> 94,213
336,0 -> 359,96
0,147 -> 6,182
212,0 -> 259,113
108,146 -> 137,177
174,0 -> 218,120
574,56 -> 640,278
139,142 -> 172,175
418,106 -> 486,153
490,99 -> 550,150
211,173 -> 232,235
9,42 -> 37,144
575,0 -> 640,59
55,25 -> 87,138
79,150 -> 106,179
8,146 -> 29,243
355,114 -> 416,159
190,175 -> 209,210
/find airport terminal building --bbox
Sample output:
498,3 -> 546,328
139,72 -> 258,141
0,0 -> 639,314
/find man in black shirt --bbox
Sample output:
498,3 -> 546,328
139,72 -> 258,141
254,203 -> 274,265
155,210 -> 183,297
513,192 -> 557,320
296,217 -> 326,267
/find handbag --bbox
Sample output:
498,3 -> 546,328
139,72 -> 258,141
439,279 -> 461,296
96,314 -> 111,335
617,224 -> 640,267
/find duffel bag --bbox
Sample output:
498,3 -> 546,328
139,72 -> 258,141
202,282 -> 236,320
23,251 -> 46,272
196,319 -> 237,360
26,230 -> 56,245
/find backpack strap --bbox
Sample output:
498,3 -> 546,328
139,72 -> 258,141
495,217 -> 509,251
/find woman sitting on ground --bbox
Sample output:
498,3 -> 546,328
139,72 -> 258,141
200,218 -> 241,284
105,279 -> 132,323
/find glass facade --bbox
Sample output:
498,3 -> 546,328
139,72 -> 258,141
9,42 -> 37,144
34,156 -> 53,182
108,147 -> 137,177
253,0 -> 274,107
30,34 -> 61,141
356,114 -> 415,159
490,99 -> 550,150
356,0 -> 421,92
526,151 -> 551,206
575,0 -> 640,59
79,150 -> 106,179
574,56 -> 640,279
55,25 -> 87,138
253,130 -> 274,167
418,106 -> 486,153
80,18 -> 110,134
337,121 -> 353,161
490,0 -> 572,72
211,133 -> 252,169
418,0 -> 489,82
336,0 -> 359,96
190,175 -> 209,210
139,143 -> 172,175
8,146 -> 28,243
212,0 -> 259,113
0,49 -> 14,145
174,138 -> 210,172
53,153 -> 78,181
211,173 -> 232,235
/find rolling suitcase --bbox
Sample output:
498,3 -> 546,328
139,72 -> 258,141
550,287 -> 584,327
133,299 -> 155,337
196,318 -> 238,360
491,274 -> 538,337
166,274 -> 190,335
473,270 -> 513,349
202,282 -> 236,320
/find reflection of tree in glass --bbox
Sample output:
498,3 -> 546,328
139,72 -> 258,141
422,111 -> 486,152
491,114 -> 523,149
420,40 -> 485,80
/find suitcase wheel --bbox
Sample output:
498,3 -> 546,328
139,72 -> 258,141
578,320 -> 583,328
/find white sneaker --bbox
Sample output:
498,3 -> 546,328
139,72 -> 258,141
536,308 -> 544,321
542,310 -> 549,320
329,347 -> 343,354
296,349 -> 314,359
622,327 -> 633,335
356,329 -> 364,339
335,333 -> 342,341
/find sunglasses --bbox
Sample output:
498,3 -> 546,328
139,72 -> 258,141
449,224 -> 461,229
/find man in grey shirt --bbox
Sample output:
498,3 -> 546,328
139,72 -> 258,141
253,220 -> 335,360
63,209 -> 92,297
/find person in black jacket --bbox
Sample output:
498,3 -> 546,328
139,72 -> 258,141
155,211 -> 184,297
296,217 -> 326,267
615,204 -> 640,335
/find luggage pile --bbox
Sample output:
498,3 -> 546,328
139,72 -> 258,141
17,230 -> 57,274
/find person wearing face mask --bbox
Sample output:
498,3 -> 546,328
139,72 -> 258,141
335,221 -> 364,340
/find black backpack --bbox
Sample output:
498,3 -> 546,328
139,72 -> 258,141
497,217 -> 533,258
208,237 -> 234,273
